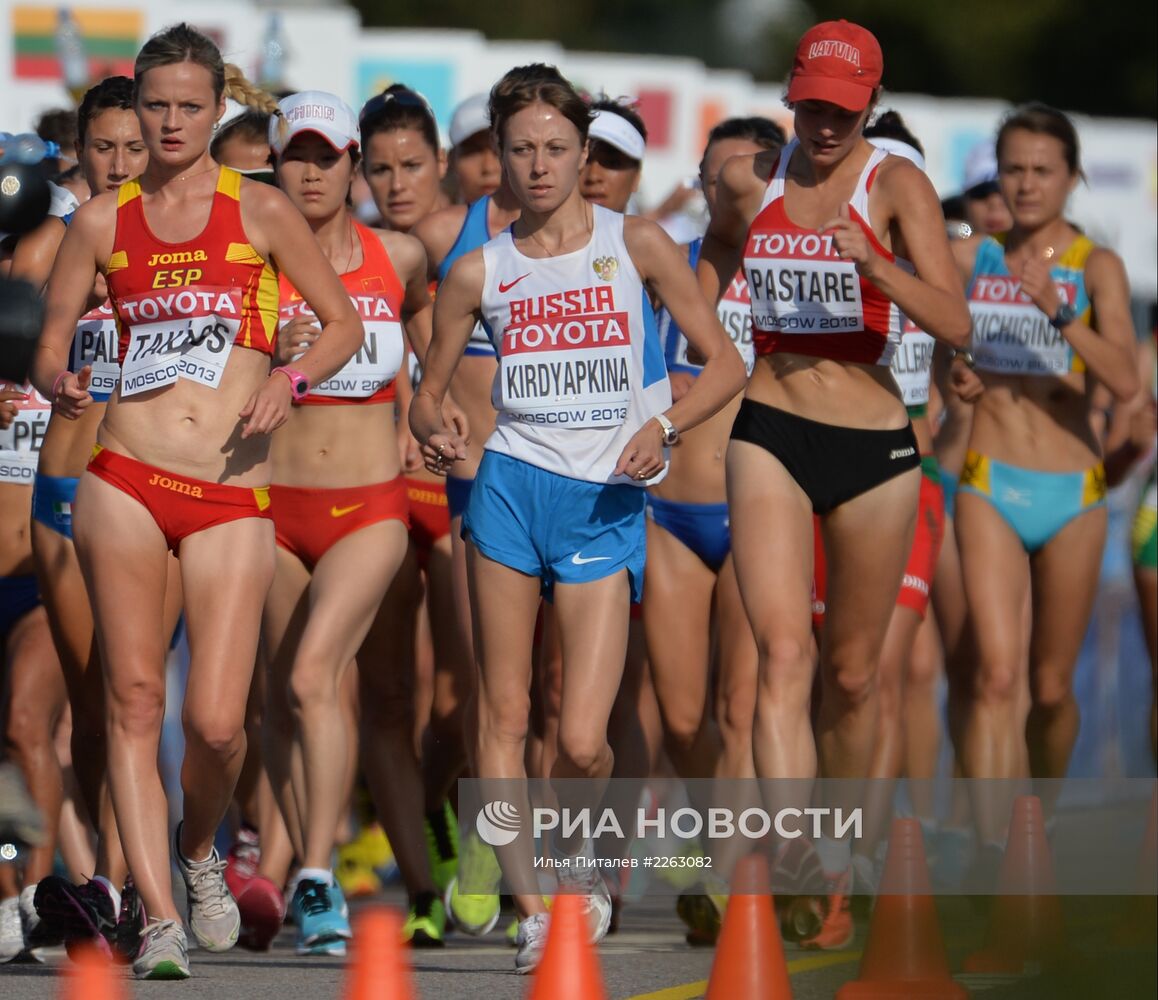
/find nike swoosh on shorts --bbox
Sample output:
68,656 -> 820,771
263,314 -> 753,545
571,552 -> 612,565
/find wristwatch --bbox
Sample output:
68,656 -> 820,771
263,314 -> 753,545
1050,303 -> 1078,329
271,366 -> 310,401
950,348 -> 976,370
654,412 -> 679,446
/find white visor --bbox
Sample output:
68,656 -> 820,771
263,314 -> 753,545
869,137 -> 926,172
588,109 -> 645,162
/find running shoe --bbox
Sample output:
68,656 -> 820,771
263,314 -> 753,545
236,875 -> 285,951
506,916 -> 519,946
676,892 -> 726,947
402,891 -> 446,947
132,918 -> 190,980
114,876 -> 143,965
444,831 -> 502,935
424,801 -> 459,895
19,881 -> 57,956
174,824 -> 240,952
799,866 -> 854,951
291,878 -> 351,955
772,838 -> 827,897
557,856 -> 613,944
513,911 -> 549,974
0,897 -> 23,963
33,875 -> 117,956
225,825 -> 261,898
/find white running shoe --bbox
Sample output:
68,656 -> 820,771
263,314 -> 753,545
557,855 -> 612,943
132,918 -> 191,980
175,823 -> 240,952
514,912 -> 549,974
0,896 -> 23,962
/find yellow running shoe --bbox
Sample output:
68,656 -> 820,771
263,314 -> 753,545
423,801 -> 459,895
444,832 -> 502,936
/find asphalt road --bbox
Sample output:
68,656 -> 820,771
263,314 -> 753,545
2,890 -> 1154,999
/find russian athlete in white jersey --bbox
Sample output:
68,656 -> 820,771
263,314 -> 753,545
410,64 -> 745,975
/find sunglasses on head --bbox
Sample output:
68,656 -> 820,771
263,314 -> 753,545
358,88 -> 436,126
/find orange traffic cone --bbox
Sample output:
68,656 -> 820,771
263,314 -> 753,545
59,943 -> 126,1000
528,892 -> 607,1000
837,818 -> 966,999
705,853 -> 792,1000
964,795 -> 1065,974
343,907 -> 415,1000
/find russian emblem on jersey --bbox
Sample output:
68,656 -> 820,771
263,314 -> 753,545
592,256 -> 619,282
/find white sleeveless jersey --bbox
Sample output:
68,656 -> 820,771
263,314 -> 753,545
0,385 -> 50,484
480,205 -> 672,486
890,317 -> 934,407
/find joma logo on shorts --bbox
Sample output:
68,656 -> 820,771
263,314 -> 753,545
889,447 -> 916,460
148,473 -> 204,498
147,251 -> 208,267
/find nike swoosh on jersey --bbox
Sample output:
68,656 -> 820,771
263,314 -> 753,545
331,503 -> 365,518
571,552 -> 612,565
498,273 -> 532,293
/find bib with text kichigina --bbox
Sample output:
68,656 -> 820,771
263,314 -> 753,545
117,285 -> 241,397
968,235 -> 1093,377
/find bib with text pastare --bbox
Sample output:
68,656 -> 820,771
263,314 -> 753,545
744,141 -> 909,366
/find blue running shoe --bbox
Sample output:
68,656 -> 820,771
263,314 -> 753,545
291,879 -> 351,956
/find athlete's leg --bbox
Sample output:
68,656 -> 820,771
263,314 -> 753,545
726,441 -> 816,784
468,543 -> 544,918
359,543 -> 438,899
261,551 -> 311,859
954,492 -> 1031,842
1024,507 -> 1107,781
74,474 -> 175,920
714,555 -> 758,781
644,520 -> 720,780
176,518 -> 277,864
815,467 -> 920,779
3,607 -> 67,884
903,612 -> 944,819
423,534 -> 472,808
283,522 -> 408,871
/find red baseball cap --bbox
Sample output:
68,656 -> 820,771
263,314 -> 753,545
786,21 -> 883,112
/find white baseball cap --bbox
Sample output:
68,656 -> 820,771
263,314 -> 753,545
449,93 -> 491,147
271,91 -> 359,157
588,109 -> 646,162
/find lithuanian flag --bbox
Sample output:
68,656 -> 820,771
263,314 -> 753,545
11,6 -> 141,81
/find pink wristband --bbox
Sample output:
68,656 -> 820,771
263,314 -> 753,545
52,370 -> 71,398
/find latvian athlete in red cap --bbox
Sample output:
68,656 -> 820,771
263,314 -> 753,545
696,20 -> 971,947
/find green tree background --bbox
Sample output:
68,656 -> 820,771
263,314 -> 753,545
353,0 -> 1157,119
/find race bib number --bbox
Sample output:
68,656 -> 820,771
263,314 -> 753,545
71,303 -> 120,396
498,306 -> 633,429
0,386 -> 50,483
284,294 -> 404,398
117,286 -> 240,397
745,230 -> 863,334
891,320 -> 934,406
969,276 -> 1078,375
